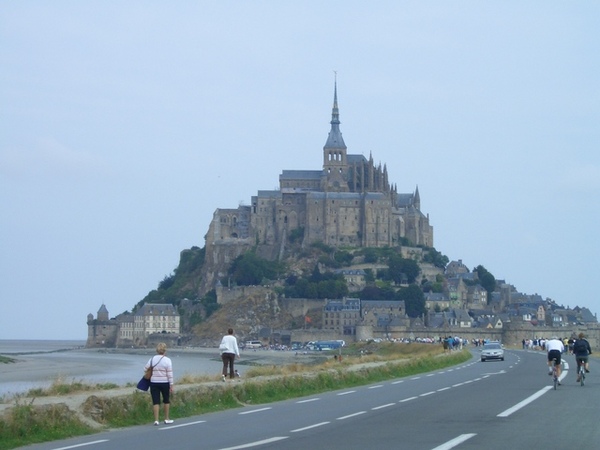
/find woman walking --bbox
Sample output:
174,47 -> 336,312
144,342 -> 174,425
219,328 -> 240,381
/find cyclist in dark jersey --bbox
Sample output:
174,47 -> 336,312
573,332 -> 592,382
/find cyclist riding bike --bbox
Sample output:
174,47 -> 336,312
546,336 -> 565,383
573,332 -> 592,383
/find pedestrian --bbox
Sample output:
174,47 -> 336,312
219,328 -> 240,381
144,342 -> 174,425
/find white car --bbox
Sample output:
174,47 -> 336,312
481,342 -> 504,362
244,340 -> 262,349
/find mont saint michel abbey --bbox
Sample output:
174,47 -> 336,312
203,83 -> 433,288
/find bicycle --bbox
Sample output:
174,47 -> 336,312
551,358 -> 560,390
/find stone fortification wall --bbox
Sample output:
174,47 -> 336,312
353,322 -> 600,347
290,329 -> 345,344
501,322 -> 600,348
86,320 -> 118,348
356,323 -> 501,343
216,285 -> 273,305
279,298 -> 325,318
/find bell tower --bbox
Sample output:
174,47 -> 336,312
322,75 -> 349,192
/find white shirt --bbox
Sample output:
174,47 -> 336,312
546,339 -> 565,353
220,334 -> 240,356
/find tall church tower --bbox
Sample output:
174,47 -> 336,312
322,77 -> 349,192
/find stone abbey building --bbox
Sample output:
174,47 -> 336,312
202,83 -> 434,292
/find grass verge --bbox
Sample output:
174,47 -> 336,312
0,401 -> 97,450
0,345 -> 471,450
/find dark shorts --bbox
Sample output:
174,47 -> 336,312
150,382 -> 170,405
548,350 -> 561,365
575,355 -> 589,365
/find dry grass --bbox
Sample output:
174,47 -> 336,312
244,342 -> 444,378
177,373 -> 218,384
22,377 -> 120,398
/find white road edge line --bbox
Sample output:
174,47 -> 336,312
218,436 -> 288,450
497,386 -> 552,417
296,398 -> 320,403
372,403 -> 395,410
337,390 -> 356,396
239,407 -> 272,415
337,411 -> 366,420
159,420 -> 206,430
53,440 -> 109,450
431,433 -> 477,450
291,421 -> 330,432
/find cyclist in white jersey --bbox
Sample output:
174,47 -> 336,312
546,336 -> 565,381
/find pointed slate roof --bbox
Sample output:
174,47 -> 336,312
323,78 -> 347,150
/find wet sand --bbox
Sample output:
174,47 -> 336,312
0,346 -> 323,399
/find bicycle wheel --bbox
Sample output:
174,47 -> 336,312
553,369 -> 558,390
580,367 -> 585,386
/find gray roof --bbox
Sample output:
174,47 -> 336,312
280,170 -> 323,180
323,81 -> 347,150
361,300 -> 406,309
334,269 -> 366,276
347,154 -> 368,165
396,193 -> 415,207
256,190 -> 281,198
136,303 -> 178,317
425,292 -> 448,301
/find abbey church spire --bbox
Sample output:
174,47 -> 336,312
322,75 -> 349,192
324,76 -> 347,151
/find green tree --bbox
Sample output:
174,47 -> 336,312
388,254 -> 420,284
334,250 -> 353,266
397,284 -> 426,317
362,247 -> 379,264
358,285 -> 396,300
158,274 -> 175,290
229,251 -> 282,286
422,247 -> 449,269
474,265 -> 496,298
175,246 -> 205,275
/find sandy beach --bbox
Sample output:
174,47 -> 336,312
0,345 -> 323,399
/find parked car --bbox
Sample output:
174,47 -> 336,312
481,342 -> 504,362
244,340 -> 262,349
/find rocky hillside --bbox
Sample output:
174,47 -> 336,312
189,289 -> 299,345
138,242 -> 447,341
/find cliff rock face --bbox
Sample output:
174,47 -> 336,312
191,288 -> 297,345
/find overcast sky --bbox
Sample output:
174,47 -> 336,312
1,2 -> 598,340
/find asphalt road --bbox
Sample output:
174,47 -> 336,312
20,349 -> 600,450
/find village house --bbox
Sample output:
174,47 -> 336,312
86,303 -> 181,348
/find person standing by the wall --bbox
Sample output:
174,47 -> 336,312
144,342 -> 174,425
219,328 -> 240,381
